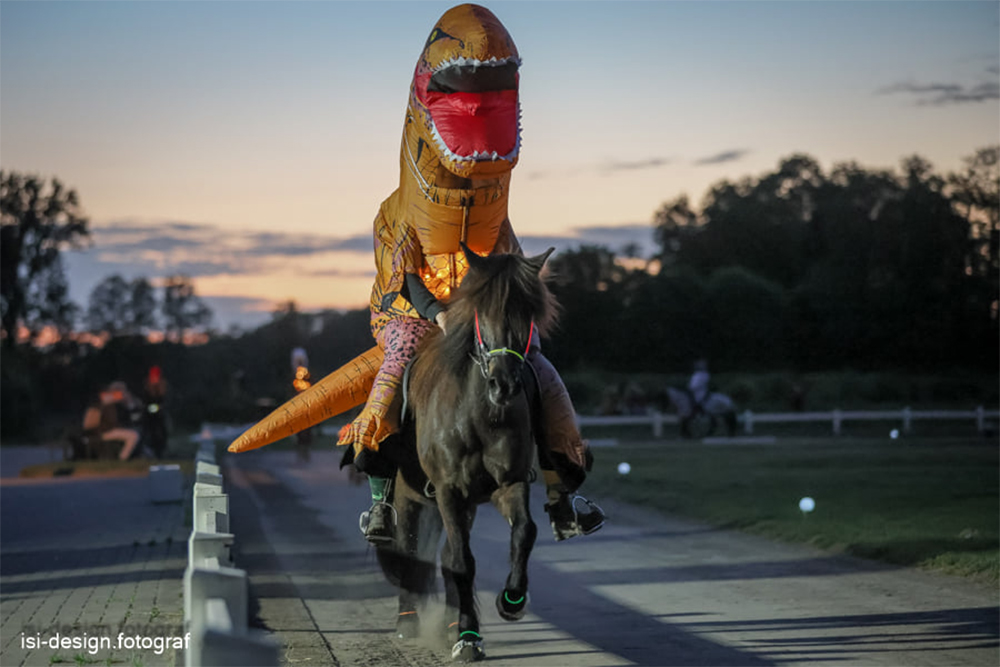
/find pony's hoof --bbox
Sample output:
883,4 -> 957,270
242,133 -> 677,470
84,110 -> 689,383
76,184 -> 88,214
396,612 -> 420,639
451,637 -> 485,662
495,589 -> 527,621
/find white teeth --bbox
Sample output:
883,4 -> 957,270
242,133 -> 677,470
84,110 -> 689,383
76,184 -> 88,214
433,55 -> 520,73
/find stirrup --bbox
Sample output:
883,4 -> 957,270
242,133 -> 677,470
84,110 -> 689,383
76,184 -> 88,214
571,495 -> 605,535
359,501 -> 397,542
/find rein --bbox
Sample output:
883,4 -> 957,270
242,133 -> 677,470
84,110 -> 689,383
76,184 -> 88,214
473,308 -> 533,378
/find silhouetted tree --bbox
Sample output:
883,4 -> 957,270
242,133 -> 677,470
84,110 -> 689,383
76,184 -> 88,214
86,275 -> 131,336
687,155 -> 822,287
129,277 -> 158,333
86,274 -> 158,336
650,151 -> 995,369
653,194 -> 700,268
161,275 -> 212,341
949,146 -> 999,274
707,267 -> 786,369
271,299 -> 298,320
948,146 -> 999,352
619,267 -> 710,371
545,245 -> 631,370
1,172 -> 89,346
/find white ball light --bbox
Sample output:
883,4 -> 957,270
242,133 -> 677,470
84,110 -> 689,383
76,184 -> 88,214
617,462 -> 631,475
890,429 -> 899,439
799,497 -> 816,513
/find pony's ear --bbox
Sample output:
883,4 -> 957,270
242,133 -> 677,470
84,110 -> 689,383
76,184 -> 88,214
525,247 -> 555,275
461,242 -> 489,273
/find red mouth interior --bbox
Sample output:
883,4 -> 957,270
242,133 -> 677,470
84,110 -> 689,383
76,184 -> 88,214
415,62 -> 519,159
424,89 -> 518,158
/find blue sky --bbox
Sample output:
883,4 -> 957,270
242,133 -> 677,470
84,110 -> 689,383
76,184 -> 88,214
2,0 -> 997,330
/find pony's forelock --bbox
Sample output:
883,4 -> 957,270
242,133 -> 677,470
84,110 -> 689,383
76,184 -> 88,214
421,252 -> 558,380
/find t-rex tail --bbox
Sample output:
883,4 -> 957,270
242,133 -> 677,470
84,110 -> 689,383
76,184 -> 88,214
227,346 -> 384,453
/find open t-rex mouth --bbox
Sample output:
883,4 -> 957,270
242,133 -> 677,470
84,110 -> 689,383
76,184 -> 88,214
414,57 -> 521,163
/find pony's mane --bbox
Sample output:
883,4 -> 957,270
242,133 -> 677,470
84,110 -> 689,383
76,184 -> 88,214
419,252 -> 558,382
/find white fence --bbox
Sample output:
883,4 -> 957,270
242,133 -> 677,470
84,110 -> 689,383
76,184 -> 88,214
577,406 -> 1000,437
183,438 -> 279,667
202,407 -> 999,446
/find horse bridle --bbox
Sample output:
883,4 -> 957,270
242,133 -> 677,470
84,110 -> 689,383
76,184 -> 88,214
472,309 -> 533,379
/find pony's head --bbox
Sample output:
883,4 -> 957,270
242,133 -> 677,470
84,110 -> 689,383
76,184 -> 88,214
441,243 -> 557,407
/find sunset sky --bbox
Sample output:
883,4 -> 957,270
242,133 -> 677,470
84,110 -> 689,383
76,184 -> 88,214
2,0 -> 998,330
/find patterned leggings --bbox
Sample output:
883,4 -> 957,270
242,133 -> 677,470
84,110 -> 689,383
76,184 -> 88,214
338,316 -> 435,454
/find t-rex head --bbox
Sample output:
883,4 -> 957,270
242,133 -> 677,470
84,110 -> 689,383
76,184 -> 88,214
407,3 -> 520,179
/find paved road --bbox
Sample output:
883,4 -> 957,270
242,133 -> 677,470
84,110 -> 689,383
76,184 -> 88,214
0,455 -> 188,667
227,449 -> 998,667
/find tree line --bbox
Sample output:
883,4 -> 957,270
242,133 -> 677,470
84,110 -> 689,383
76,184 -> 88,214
85,274 -> 211,340
544,148 -> 998,373
1,171 -> 213,346
1,148 -> 996,439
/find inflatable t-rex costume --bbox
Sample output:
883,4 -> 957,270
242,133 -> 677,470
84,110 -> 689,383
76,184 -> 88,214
228,3 -> 600,539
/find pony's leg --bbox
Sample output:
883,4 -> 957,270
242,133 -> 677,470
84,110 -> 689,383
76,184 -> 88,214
440,534 -> 464,645
492,481 -> 536,621
399,495 -> 445,641
440,534 -> 460,638
394,489 -> 423,639
437,489 -> 484,661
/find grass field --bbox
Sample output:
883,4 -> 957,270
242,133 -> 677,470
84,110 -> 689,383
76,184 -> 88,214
583,434 -> 999,584
19,458 -> 195,478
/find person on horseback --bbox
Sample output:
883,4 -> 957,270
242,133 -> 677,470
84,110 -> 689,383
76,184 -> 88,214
688,359 -> 711,413
341,3 -> 604,544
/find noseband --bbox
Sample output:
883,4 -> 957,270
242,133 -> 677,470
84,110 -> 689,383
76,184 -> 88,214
472,309 -> 533,379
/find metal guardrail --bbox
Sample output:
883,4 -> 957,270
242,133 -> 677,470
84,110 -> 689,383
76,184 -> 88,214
577,406 -> 1000,437
183,436 -> 279,667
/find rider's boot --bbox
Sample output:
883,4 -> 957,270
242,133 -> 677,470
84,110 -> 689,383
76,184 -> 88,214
360,476 -> 395,544
542,470 -> 605,541
353,447 -> 398,544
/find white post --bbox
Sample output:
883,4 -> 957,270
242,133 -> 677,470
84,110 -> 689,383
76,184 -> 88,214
743,410 -> 754,435
902,406 -> 912,434
976,405 -> 985,434
833,409 -> 842,436
652,411 -> 663,438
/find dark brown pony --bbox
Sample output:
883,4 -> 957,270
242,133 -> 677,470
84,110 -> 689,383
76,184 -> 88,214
376,244 -> 556,662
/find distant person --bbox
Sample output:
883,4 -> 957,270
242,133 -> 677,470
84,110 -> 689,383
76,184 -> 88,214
142,366 -> 169,458
77,398 -> 104,459
623,381 -> 647,415
688,359 -> 711,412
291,347 -> 313,463
144,365 -> 168,402
99,381 -> 142,460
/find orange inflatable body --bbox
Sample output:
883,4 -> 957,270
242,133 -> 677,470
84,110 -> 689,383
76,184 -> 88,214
368,2 -> 522,334
229,4 -> 521,455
